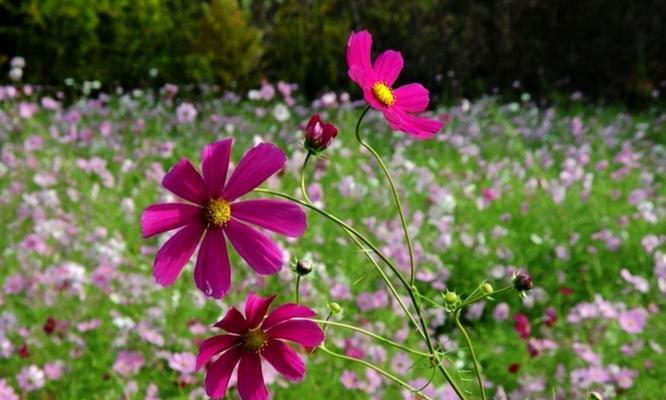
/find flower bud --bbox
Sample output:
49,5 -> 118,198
513,271 -> 533,292
443,291 -> 459,305
304,114 -> 337,154
588,392 -> 603,400
481,283 -> 494,295
328,302 -> 342,315
295,259 -> 312,276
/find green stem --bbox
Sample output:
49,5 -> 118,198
319,344 -> 433,400
454,311 -> 487,400
354,106 -> 417,286
295,275 -> 301,304
297,159 -> 423,337
256,187 -> 467,400
460,286 -> 512,309
300,152 -> 313,204
313,319 -> 431,357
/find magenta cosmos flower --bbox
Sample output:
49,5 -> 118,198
197,293 -> 324,399
347,30 -> 444,139
141,138 -> 306,298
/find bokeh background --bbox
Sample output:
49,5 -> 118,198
1,0 -> 666,104
1,1 -> 665,400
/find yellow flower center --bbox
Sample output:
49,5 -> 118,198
204,198 -> 231,227
372,82 -> 395,106
241,328 -> 268,353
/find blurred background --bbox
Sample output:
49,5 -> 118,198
1,0 -> 665,105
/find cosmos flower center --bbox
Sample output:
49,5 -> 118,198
372,82 -> 395,106
241,328 -> 268,353
204,198 -> 231,227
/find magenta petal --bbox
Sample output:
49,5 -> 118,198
214,307 -> 249,334
262,304 -> 316,330
222,143 -> 286,202
205,346 -> 243,398
393,83 -> 430,113
346,30 -> 376,87
237,353 -> 268,400
231,199 -> 307,237
261,340 -> 305,381
162,158 -> 210,205
224,219 -> 283,275
141,203 -> 202,238
266,320 -> 324,348
373,50 -> 403,87
196,335 -> 241,371
383,109 -> 443,139
202,138 -> 233,198
153,221 -> 204,287
194,228 -> 231,299
244,293 -> 276,328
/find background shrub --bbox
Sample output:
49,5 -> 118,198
1,0 -> 664,104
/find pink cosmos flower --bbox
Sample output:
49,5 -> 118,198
346,30 -> 444,139
196,293 -> 324,400
141,138 -> 307,298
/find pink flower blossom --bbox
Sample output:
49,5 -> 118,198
347,30 -> 444,139
17,365 -> 45,392
618,308 -> 648,334
0,379 -> 19,400
113,351 -> 145,377
176,102 -> 197,123
514,313 -> 531,339
141,139 -> 307,298
197,293 -> 324,400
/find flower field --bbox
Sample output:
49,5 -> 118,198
1,81 -> 665,399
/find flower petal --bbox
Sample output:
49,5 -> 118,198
262,304 -> 316,330
222,143 -> 286,202
162,158 -> 209,205
194,228 -> 231,299
231,199 -> 307,237
202,138 -> 233,198
383,109 -> 444,139
266,320 -> 324,348
205,346 -> 243,398
393,83 -> 430,113
347,30 -> 376,87
141,203 -> 202,238
261,340 -> 305,381
224,219 -> 283,275
196,335 -> 241,371
362,86 -> 387,111
373,50 -> 403,87
153,221 -> 204,287
244,293 -> 276,329
214,307 -> 249,334
237,353 -> 268,400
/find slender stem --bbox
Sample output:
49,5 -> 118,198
459,286 -> 513,309
296,163 -> 423,337
295,275 -> 301,304
454,311 -> 487,400
354,106 -> 417,286
319,344 -> 433,400
313,319 -> 431,357
300,152 -> 313,204
256,187 -> 467,399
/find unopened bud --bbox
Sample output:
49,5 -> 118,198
481,283 -> 494,295
513,271 -> 533,292
328,302 -> 342,315
295,259 -> 312,276
444,291 -> 459,305
304,114 -> 338,154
